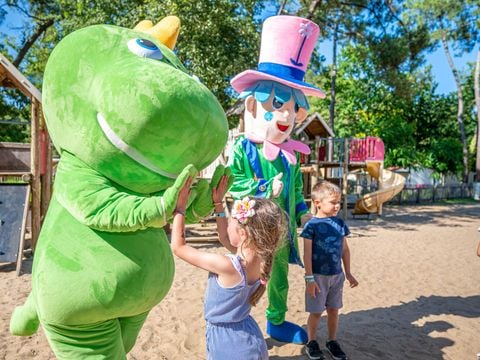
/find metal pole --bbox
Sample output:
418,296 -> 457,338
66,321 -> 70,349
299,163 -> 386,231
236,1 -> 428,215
342,138 -> 348,220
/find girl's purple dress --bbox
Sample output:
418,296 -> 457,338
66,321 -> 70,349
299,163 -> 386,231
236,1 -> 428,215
204,254 -> 268,360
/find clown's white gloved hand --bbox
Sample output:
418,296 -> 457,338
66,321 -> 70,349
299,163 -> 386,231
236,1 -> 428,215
271,173 -> 284,198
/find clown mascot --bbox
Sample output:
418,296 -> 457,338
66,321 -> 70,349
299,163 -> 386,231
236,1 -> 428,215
10,16 -> 231,359
228,15 -> 325,344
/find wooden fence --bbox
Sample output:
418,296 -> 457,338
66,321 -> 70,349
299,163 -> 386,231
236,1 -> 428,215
388,184 -> 474,205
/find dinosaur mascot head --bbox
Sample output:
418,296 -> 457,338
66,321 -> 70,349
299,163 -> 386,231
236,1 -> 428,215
43,16 -> 228,193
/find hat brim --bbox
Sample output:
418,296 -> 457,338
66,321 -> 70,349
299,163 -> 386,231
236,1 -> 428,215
231,69 -> 325,98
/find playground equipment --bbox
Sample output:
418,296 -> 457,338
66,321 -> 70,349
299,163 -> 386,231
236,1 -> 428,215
0,52 -> 53,274
298,135 -> 405,218
353,160 -> 406,215
348,137 -> 406,215
0,184 -> 30,274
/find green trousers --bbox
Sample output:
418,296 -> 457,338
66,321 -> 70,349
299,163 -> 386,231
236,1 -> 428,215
265,242 -> 290,325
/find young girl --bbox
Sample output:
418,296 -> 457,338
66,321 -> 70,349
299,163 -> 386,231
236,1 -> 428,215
171,175 -> 286,360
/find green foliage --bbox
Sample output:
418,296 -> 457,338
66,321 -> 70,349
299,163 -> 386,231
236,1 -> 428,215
461,62 -> 480,168
308,40 -> 477,176
1,0 -> 478,176
404,0 -> 480,53
428,138 -> 464,173
1,0 -> 262,132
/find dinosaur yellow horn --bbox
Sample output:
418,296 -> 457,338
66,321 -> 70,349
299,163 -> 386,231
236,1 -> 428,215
145,16 -> 181,50
134,20 -> 153,32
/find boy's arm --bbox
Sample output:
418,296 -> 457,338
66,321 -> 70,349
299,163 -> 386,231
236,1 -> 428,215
303,237 -> 320,297
303,238 -> 314,276
342,237 -> 359,288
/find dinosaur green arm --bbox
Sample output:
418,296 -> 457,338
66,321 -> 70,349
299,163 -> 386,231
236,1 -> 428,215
184,165 -> 234,223
55,151 -> 196,232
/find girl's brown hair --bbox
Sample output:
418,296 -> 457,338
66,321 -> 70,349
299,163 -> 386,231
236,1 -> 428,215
239,198 -> 287,306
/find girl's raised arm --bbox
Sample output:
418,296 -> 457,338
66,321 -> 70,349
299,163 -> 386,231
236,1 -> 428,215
171,177 -> 236,277
212,176 -> 236,253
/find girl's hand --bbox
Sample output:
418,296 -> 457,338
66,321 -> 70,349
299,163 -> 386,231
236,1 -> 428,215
175,177 -> 193,213
212,175 -> 229,204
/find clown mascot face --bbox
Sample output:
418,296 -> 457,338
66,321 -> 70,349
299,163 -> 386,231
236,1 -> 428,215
10,16 -> 230,359
228,15 -> 325,344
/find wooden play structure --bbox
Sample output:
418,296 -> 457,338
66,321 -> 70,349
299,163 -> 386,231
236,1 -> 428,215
295,112 -> 334,199
296,116 -> 405,219
0,52 -> 52,274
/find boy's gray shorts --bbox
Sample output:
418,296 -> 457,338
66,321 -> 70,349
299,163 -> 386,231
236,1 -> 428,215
305,272 -> 345,313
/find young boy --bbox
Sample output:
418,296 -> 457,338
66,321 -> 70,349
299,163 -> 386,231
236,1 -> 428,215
300,181 -> 359,360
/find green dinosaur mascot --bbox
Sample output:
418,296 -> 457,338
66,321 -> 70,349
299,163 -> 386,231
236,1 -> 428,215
10,16 -> 230,359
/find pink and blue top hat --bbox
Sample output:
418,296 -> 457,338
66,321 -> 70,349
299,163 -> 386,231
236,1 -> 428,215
231,15 -> 325,98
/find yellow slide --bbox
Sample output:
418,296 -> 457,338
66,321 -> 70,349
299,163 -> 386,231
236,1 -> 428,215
353,162 -> 405,214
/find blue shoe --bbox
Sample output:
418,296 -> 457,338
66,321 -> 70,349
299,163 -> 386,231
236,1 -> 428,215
266,320 -> 308,344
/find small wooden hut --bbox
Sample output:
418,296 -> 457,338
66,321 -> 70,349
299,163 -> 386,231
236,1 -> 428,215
0,52 -> 52,251
295,112 -> 334,201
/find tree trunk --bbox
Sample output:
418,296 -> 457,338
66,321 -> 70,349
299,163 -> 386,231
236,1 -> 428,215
329,21 -> 338,132
277,0 -> 288,15
306,0 -> 322,19
442,35 -> 468,183
13,18 -> 54,67
474,50 -> 480,180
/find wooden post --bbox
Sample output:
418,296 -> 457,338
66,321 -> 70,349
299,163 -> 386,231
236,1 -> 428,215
30,100 -> 41,251
42,133 -> 52,213
16,185 -> 31,275
326,137 -> 333,180
342,138 -> 349,220
310,136 -> 320,212
377,162 -> 384,216
40,111 -> 53,217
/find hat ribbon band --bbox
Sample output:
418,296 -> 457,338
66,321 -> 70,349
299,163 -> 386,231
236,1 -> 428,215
258,62 -> 305,82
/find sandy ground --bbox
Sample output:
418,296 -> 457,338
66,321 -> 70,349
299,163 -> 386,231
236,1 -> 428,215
1,203 -> 479,360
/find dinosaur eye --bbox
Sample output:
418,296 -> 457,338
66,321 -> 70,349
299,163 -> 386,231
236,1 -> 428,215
128,38 -> 163,60
272,98 -> 284,109
294,103 -> 300,113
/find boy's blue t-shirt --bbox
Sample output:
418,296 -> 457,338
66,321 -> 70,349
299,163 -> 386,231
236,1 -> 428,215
300,216 -> 350,276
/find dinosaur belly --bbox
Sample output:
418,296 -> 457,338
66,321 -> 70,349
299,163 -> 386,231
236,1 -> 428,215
32,197 -> 174,325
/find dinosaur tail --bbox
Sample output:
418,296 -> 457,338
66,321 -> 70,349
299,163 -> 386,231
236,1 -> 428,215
10,292 -> 40,336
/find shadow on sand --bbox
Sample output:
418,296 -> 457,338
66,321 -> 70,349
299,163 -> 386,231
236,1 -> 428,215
268,294 -> 480,360
348,204 -> 480,234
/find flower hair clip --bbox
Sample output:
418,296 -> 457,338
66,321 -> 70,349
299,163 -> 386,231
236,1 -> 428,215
232,197 -> 256,224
